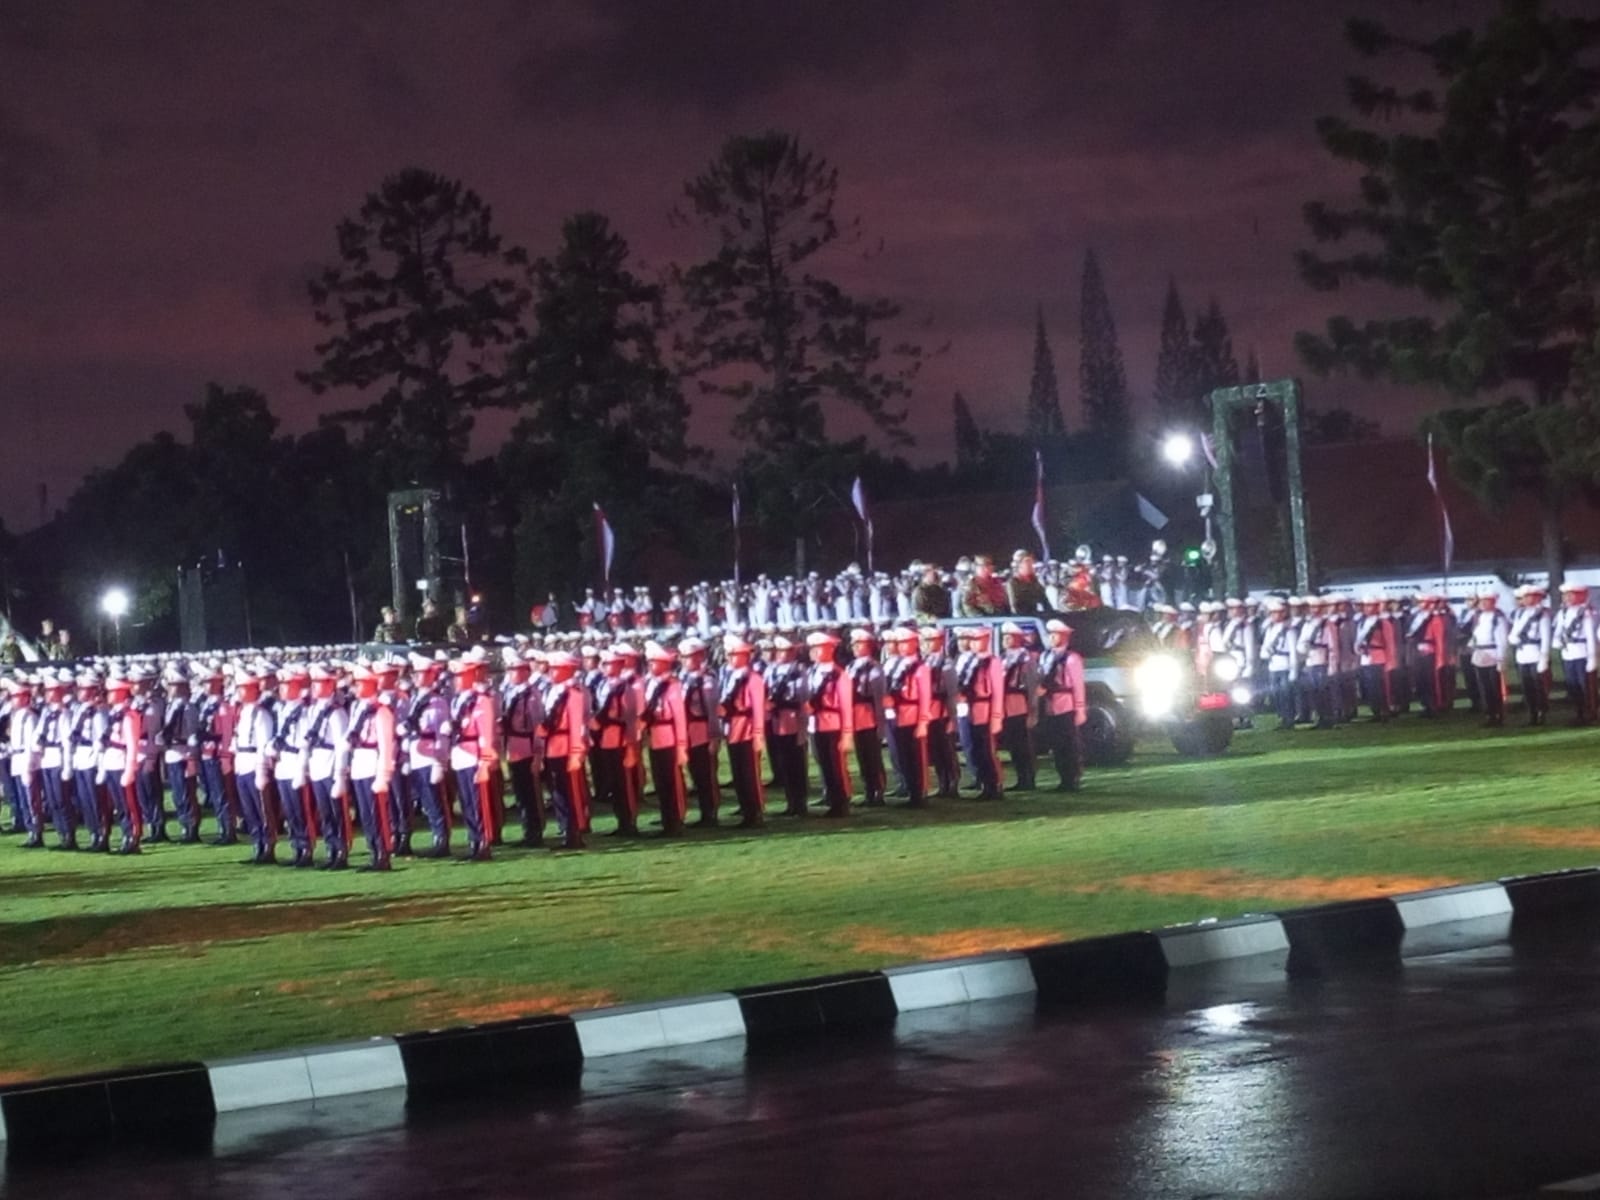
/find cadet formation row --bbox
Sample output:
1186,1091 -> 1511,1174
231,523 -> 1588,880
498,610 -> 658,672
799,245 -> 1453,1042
1155,584 -> 1598,729
0,622 -> 1088,867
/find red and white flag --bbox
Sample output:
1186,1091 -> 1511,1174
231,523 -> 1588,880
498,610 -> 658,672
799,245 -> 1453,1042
851,475 -> 874,572
1030,450 -> 1051,561
1425,433 -> 1454,576
593,502 -> 616,585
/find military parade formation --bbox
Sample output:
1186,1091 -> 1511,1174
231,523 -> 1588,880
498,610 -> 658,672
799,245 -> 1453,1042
1,542 -> 1593,870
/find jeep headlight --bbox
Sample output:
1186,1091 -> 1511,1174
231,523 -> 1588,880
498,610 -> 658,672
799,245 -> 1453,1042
1211,653 -> 1241,683
1135,654 -> 1184,718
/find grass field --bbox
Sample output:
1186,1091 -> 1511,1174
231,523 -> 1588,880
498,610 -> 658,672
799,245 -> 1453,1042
3,712 -> 1599,1083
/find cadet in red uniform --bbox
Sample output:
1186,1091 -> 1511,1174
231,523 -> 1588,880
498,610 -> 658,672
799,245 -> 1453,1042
806,630 -> 854,817
540,651 -> 589,849
101,677 -> 144,854
447,658 -> 500,861
919,626 -> 961,798
590,649 -> 641,836
641,642 -> 689,837
956,625 -> 1005,800
1039,619 -> 1088,791
501,653 -> 546,846
998,621 -> 1039,791
846,629 -> 888,807
718,635 -> 767,827
765,636 -> 809,816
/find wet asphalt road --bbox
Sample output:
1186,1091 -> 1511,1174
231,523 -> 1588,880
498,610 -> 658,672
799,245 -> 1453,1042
6,931 -> 1600,1199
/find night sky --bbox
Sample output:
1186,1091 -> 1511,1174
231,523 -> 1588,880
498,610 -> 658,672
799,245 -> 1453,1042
1,0 -> 1486,531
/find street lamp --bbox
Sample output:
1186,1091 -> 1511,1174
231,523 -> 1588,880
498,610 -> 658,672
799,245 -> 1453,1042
1161,430 -> 1196,468
101,586 -> 130,653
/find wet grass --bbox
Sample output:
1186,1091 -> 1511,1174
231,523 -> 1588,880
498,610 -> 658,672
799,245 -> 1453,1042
2,709 -> 1597,1080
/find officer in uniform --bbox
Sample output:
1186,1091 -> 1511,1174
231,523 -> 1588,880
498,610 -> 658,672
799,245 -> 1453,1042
998,622 -> 1038,789
447,658 -> 500,860
641,642 -> 689,837
1467,589 -> 1512,727
134,667 -> 168,841
956,625 -> 1005,800
304,665 -> 351,869
679,637 -> 723,826
68,673 -> 111,851
590,649 -> 641,836
1355,595 -> 1397,721
718,634 -> 767,828
101,676 -> 144,854
1258,598 -> 1297,731
883,628 -> 931,806
1510,585 -> 1553,725
1553,583 -> 1597,724
1038,619 -> 1087,791
271,665 -> 316,867
402,655 -> 452,856
846,629 -> 888,806
766,636 -> 810,816
806,630 -> 854,817
342,665 -> 397,870
196,667 -> 239,844
540,650 -> 590,849
34,674 -> 76,848
232,668 -> 279,865
918,626 -> 961,798
501,651 -> 546,846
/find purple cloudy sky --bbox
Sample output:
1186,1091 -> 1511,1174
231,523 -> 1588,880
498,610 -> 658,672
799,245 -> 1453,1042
0,0 -> 1488,530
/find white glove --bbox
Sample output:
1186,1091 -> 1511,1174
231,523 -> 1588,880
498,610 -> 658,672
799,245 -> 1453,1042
61,765 -> 73,783
429,763 -> 444,787
255,771 -> 270,793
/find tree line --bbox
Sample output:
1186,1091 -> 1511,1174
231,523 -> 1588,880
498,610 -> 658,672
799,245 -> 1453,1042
6,0 -> 1596,645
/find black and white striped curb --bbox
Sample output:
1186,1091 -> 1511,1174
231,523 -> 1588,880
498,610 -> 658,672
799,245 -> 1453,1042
3,867 -> 1596,1156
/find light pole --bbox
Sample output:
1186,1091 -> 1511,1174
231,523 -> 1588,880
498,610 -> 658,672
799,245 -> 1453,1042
101,586 -> 130,654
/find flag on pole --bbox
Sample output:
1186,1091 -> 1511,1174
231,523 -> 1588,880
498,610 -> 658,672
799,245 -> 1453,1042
731,484 -> 742,585
1200,431 -> 1219,471
850,475 -> 874,572
1136,492 -> 1169,529
1425,433 -> 1454,576
593,502 -> 616,585
1030,450 -> 1051,561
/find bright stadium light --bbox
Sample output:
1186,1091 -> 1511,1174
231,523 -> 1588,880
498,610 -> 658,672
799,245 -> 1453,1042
100,587 -> 130,619
1162,431 -> 1196,468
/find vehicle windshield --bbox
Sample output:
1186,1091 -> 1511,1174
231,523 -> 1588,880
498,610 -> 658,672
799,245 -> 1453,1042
1061,610 -> 1159,658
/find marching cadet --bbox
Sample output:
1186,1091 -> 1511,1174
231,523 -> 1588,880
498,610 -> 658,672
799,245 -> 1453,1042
997,622 -> 1038,790
806,630 -> 854,817
304,665 -> 351,869
1467,589 -> 1512,727
718,634 -> 767,827
1038,619 -> 1088,791
501,651 -> 546,846
883,628 -> 931,807
846,628 -> 889,806
1355,595 -> 1398,721
766,636 -> 810,816
197,667 -> 239,845
1554,582 -> 1598,725
159,667 -> 201,843
590,649 -> 641,836
540,650 -> 589,849
342,666 -> 396,870
1258,598 -> 1297,731
641,642 -> 689,837
447,658 -> 500,861
7,677 -> 43,847
918,626 -> 961,798
231,668 -> 279,865
271,665 -> 316,867
956,625 -> 1005,800
678,637 -> 723,826
69,674 -> 111,851
1511,585 -> 1554,726
98,677 -> 144,854
34,674 -> 76,849
402,656 -> 452,857
134,668 -> 168,842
